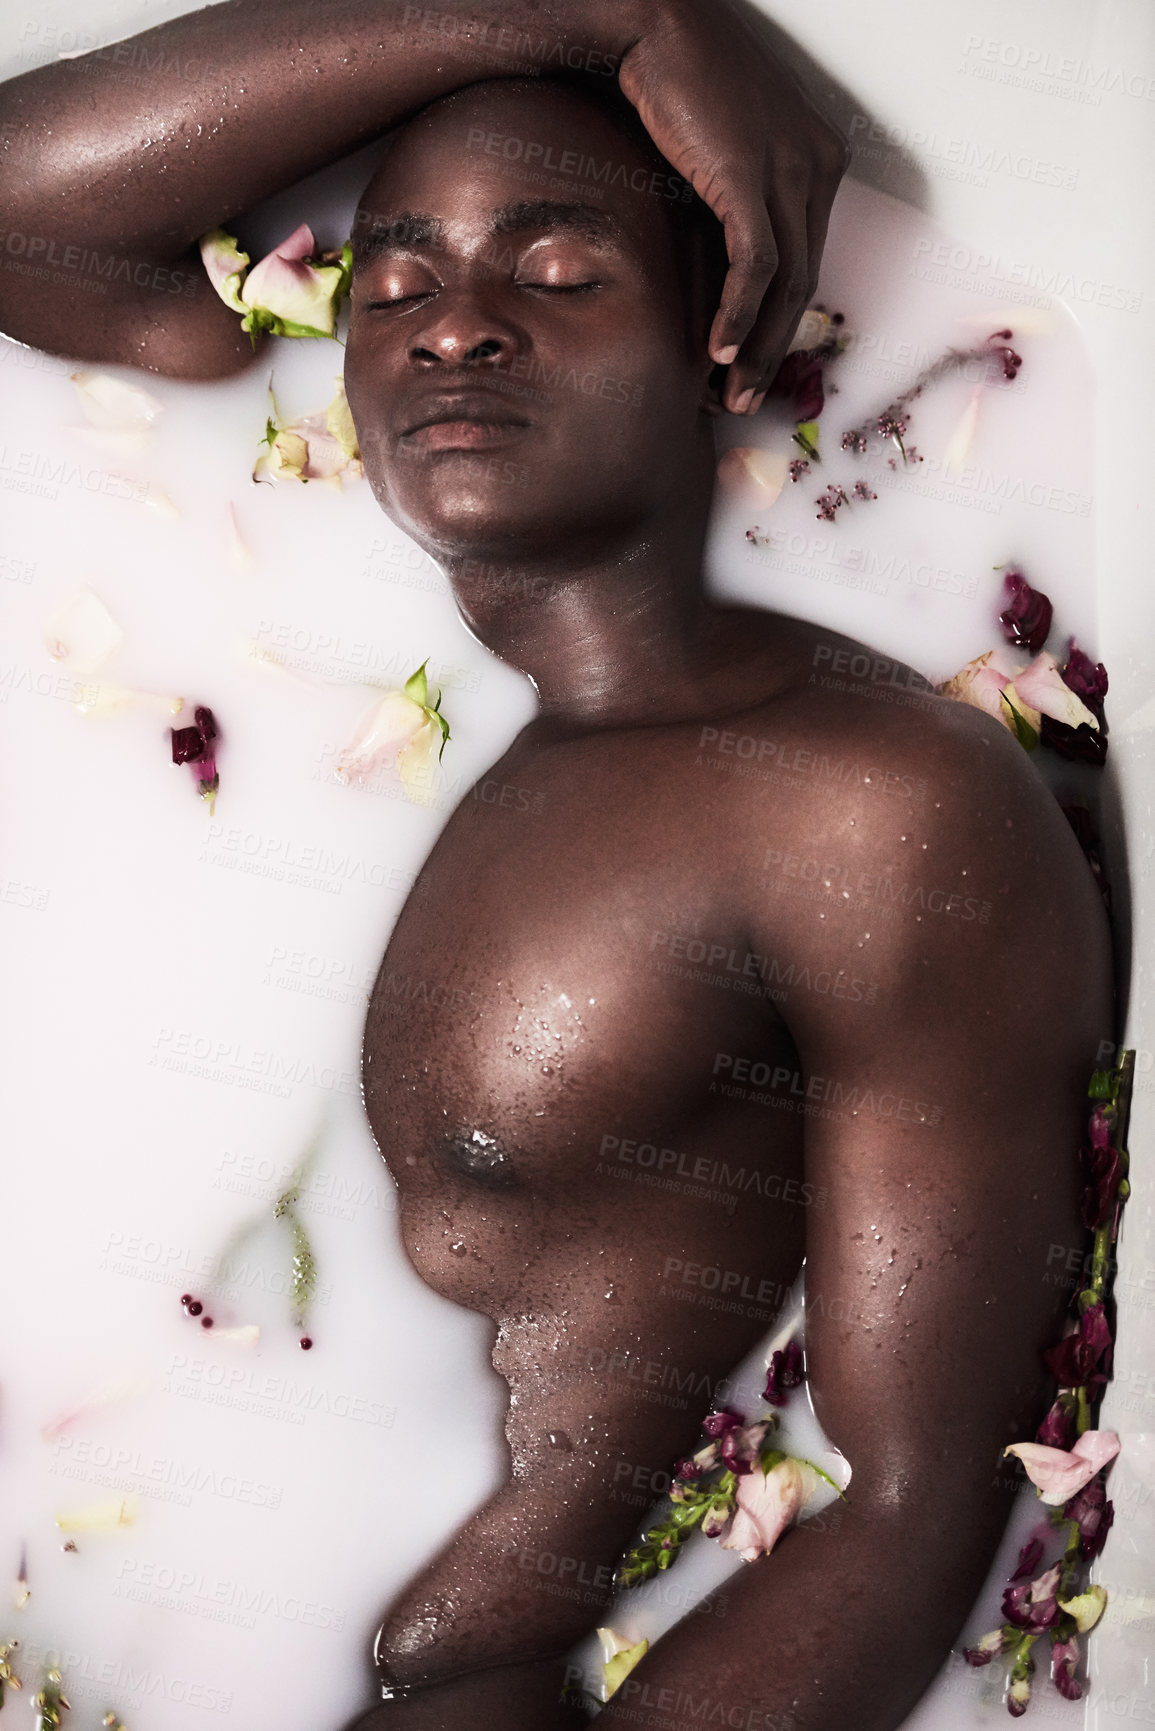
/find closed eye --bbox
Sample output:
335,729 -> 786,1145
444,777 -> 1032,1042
519,281 -> 601,295
364,292 -> 434,310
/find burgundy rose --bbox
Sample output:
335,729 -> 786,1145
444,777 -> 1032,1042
171,704 -> 221,812
768,350 -> 828,422
1041,640 -> 1109,765
999,571 -> 1053,654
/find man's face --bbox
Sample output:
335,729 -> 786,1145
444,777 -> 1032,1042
343,80 -> 716,566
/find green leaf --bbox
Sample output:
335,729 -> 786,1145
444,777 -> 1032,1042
999,689 -> 1040,751
793,420 -> 820,461
404,660 -> 430,706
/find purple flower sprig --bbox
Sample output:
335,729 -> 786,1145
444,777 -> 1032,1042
839,328 -> 1022,473
171,705 -> 220,813
966,1053 -> 1133,1714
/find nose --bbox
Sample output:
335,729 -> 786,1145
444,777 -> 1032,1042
408,290 -> 523,369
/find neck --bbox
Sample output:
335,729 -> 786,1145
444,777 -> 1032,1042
441,468 -> 720,730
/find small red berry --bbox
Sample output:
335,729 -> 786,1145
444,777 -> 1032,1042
300,1337 -> 313,1351
188,1300 -> 203,1316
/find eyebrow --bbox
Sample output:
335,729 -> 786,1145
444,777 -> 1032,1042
352,200 -> 623,267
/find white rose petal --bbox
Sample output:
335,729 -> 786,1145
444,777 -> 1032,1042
43,586 -> 123,674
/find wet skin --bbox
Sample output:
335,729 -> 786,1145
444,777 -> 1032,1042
347,80 -> 1114,1731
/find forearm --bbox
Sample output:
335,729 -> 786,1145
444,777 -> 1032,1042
597,1484 -> 1010,1731
0,0 -> 643,254
342,1655 -> 587,1731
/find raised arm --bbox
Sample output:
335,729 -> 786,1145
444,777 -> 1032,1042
594,701 -> 1114,1730
0,0 -> 847,393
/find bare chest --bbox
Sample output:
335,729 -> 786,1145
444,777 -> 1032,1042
361,746 -> 806,1306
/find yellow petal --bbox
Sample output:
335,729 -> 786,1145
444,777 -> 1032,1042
603,1638 -> 648,1700
56,1495 -> 138,1531
396,717 -> 442,806
326,375 -> 361,461
786,309 -> 832,354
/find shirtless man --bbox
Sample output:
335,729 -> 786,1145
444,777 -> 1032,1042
0,4 -> 1114,1728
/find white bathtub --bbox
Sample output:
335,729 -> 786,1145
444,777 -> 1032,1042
1,2 -> 1151,1727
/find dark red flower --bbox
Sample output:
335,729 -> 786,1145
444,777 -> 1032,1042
1082,1136 -> 1123,1230
171,704 -> 221,812
999,571 -> 1053,653
701,1407 -> 744,1439
764,1339 -> 804,1404
1010,1536 -> 1045,1581
1041,640 -> 1109,765
1002,1564 -> 1062,1633
1051,1633 -> 1082,1701
1036,1394 -> 1077,1450
1043,1302 -> 1112,1391
1064,1475 -> 1114,1561
769,350 -> 826,421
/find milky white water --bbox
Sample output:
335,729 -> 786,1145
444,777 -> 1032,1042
0,36 -> 1142,1729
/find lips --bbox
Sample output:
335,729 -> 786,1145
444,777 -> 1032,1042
398,391 -> 531,451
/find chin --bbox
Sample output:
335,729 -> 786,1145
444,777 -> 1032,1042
370,468 -> 570,566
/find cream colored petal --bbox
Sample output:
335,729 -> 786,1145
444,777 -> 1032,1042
336,690 -> 428,786
716,445 -> 790,505
226,501 -> 255,574
43,586 -> 123,674
40,1372 -> 150,1439
786,309 -> 832,354
326,375 -> 361,460
397,717 -> 442,806
1012,651 -> 1099,731
942,384 -> 983,475
71,369 -> 164,432
56,1496 -> 138,1532
72,681 -> 184,719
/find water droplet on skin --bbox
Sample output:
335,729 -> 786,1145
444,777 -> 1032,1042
449,1241 -> 467,1256
548,1430 -> 573,1451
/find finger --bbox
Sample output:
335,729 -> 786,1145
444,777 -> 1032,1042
720,191 -> 811,411
705,186 -> 780,370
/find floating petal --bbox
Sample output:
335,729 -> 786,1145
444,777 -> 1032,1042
55,1495 -> 138,1531
1004,1430 -> 1119,1506
199,227 -> 251,313
71,369 -> 164,433
43,587 -> 123,674
716,446 -> 789,505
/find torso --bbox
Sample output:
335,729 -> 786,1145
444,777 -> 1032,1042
359,602 -> 1114,1691
362,606 -> 941,1399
